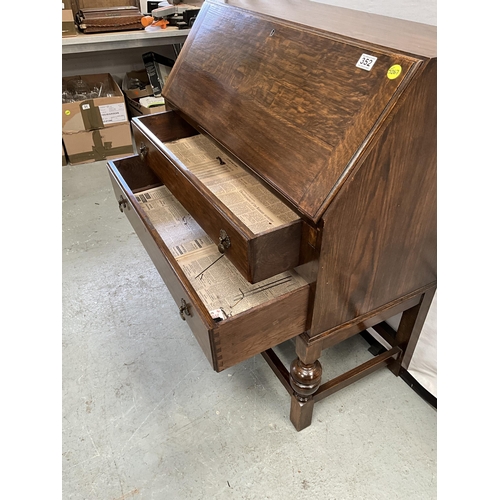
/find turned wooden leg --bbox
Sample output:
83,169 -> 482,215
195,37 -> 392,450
289,357 -> 322,431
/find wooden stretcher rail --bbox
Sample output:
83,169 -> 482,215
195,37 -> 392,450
262,339 -> 401,407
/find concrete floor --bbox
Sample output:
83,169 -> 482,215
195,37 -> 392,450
62,159 -> 437,500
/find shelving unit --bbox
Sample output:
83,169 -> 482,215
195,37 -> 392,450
62,27 -> 191,79
62,27 -> 190,55
62,0 -> 205,78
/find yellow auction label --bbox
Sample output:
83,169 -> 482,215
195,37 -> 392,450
387,64 -> 402,80
65,110 -> 71,116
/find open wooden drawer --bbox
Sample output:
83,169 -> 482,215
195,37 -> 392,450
107,154 -> 310,372
130,110 -> 306,284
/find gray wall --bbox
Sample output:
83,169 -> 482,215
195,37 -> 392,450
310,0 -> 436,25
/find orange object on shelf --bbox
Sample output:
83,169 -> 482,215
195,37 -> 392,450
141,15 -> 169,29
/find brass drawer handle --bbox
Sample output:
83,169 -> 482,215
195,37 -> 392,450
118,195 -> 129,212
179,298 -> 191,320
218,229 -> 231,254
139,142 -> 148,160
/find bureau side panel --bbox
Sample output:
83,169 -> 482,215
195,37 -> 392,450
310,59 -> 437,335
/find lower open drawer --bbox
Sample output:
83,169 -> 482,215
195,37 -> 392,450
107,154 -> 310,372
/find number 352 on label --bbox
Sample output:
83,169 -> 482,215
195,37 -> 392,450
356,54 -> 377,71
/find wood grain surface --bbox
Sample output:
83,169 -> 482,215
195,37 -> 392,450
164,1 -> 420,221
311,59 -> 437,335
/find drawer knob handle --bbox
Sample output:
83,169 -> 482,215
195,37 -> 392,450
179,298 -> 191,320
218,229 -> 231,254
139,142 -> 148,160
118,195 -> 128,212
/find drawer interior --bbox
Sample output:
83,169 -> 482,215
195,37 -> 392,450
134,183 -> 307,320
163,134 -> 299,236
114,156 -> 308,321
134,112 -> 301,236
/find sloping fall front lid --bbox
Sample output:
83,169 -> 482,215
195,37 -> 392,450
162,0 -> 421,222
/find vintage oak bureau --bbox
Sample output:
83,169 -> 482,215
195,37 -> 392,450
107,0 -> 437,430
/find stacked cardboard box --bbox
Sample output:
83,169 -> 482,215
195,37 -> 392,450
62,1 -> 77,37
62,73 -> 133,164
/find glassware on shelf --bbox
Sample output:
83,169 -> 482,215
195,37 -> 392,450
63,77 -> 116,102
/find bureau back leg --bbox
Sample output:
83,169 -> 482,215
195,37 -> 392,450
389,285 -> 436,376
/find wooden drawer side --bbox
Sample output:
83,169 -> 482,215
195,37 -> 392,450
107,159 -> 216,368
249,222 -> 302,283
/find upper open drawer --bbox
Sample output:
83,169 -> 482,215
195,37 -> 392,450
163,0 -> 422,222
131,111 -> 313,284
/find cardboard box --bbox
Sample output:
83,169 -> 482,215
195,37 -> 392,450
62,7 -> 77,37
127,100 -> 165,117
126,96 -> 168,117
62,73 -> 133,164
122,70 -> 154,100
122,70 -> 167,117
63,123 -> 133,164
